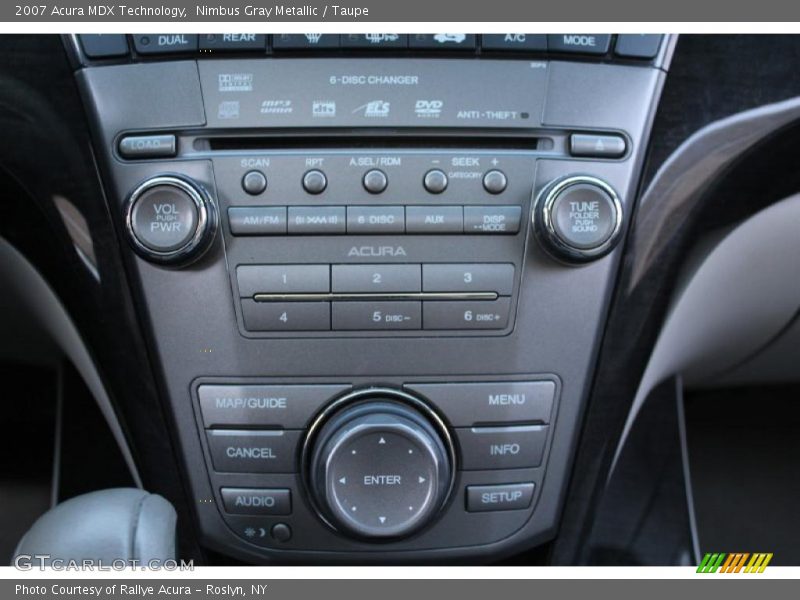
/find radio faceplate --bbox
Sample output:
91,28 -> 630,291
211,150 -> 537,337
77,54 -> 666,563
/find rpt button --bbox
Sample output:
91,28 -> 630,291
198,384 -> 351,428
404,381 -> 555,426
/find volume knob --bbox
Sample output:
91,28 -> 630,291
124,175 -> 218,265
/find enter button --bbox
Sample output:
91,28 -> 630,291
466,483 -> 534,512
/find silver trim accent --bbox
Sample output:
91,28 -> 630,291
533,174 -> 623,263
252,291 -> 499,302
124,175 -> 217,265
301,387 -> 456,539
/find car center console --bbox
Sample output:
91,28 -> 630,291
68,34 -> 671,563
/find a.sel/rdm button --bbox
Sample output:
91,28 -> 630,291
198,384 -> 351,428
206,430 -> 301,473
221,488 -> 291,516
466,483 -> 534,512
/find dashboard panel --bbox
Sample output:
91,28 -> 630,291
65,34 -> 670,562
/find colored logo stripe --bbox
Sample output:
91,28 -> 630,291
697,552 -> 773,573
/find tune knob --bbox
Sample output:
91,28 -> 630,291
533,175 -> 623,263
305,389 -> 454,540
124,175 -> 218,265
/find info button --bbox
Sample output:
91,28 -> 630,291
198,384 -> 351,428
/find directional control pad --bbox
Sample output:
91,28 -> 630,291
307,393 -> 453,539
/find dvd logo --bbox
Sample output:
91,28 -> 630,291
415,100 -> 443,118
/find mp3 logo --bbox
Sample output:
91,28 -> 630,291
415,100 -> 443,118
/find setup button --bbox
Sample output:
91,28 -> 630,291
466,483 -> 534,512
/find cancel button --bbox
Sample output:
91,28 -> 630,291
466,483 -> 534,512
